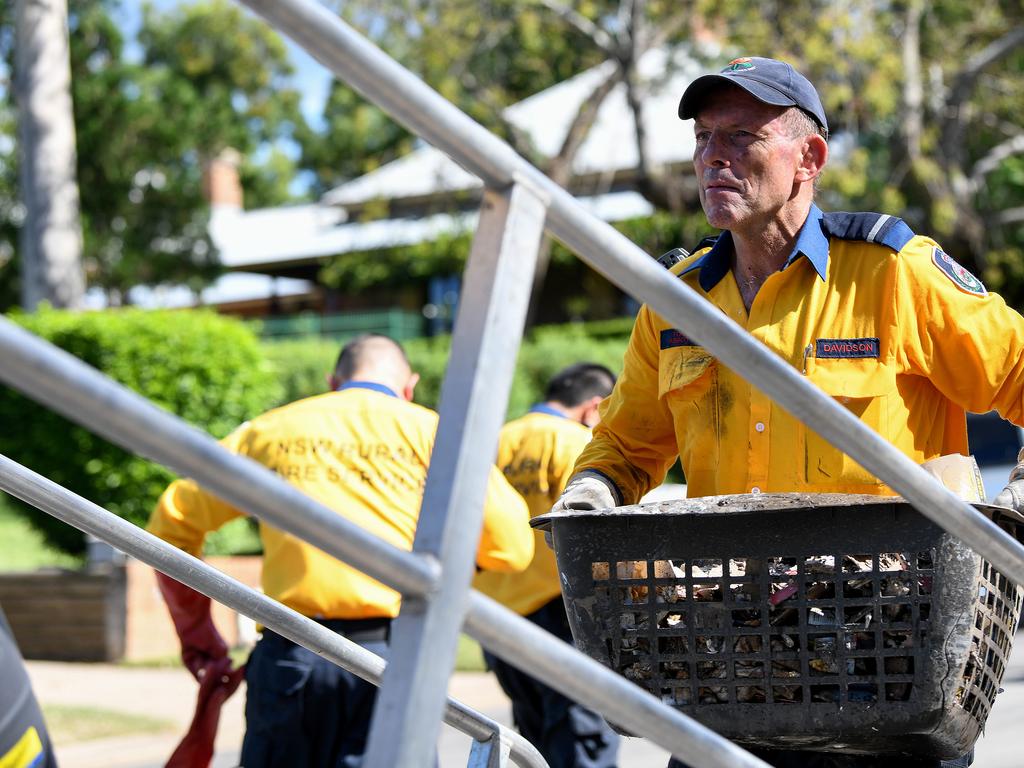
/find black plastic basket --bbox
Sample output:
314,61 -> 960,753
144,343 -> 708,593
532,493 -> 1024,758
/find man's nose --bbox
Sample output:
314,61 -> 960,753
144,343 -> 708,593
700,132 -> 729,167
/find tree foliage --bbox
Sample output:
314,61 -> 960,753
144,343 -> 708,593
0,0 -> 305,308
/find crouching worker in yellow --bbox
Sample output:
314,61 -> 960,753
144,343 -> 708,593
475,363 -> 620,768
147,333 -> 533,768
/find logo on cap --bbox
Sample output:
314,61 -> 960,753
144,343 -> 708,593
723,57 -> 755,72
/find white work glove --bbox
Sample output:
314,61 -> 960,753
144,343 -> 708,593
545,471 -> 622,550
552,470 -> 622,513
993,448 -> 1024,512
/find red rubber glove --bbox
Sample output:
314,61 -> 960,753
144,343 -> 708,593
156,571 -> 229,683
165,654 -> 246,768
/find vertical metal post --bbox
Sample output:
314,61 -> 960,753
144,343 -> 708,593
468,727 -> 513,768
363,177 -> 548,767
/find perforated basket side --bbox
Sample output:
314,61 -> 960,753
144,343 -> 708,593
548,496 -> 1023,758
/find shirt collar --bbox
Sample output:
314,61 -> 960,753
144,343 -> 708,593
528,403 -> 569,419
682,203 -> 829,292
338,381 -> 398,398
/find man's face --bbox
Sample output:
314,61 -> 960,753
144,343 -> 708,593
692,86 -> 809,232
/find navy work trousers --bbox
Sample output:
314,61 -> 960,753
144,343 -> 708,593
484,598 -> 620,768
239,618 -> 390,768
667,748 -> 973,767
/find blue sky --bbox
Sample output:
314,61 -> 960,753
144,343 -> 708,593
114,0 -> 333,126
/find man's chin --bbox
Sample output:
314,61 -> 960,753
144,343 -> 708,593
703,207 -> 742,230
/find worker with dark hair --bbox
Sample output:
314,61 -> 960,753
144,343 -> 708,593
148,333 -> 533,768
475,362 -> 620,768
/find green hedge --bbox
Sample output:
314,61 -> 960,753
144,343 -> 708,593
0,308 -> 283,554
261,319 -> 633,415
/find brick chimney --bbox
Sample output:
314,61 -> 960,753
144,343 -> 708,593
203,147 -> 243,210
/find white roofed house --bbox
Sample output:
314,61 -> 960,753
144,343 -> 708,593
206,46 -> 707,337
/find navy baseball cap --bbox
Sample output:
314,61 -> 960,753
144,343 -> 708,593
678,57 -> 828,137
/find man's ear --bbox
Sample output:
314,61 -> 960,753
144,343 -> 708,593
795,134 -> 828,183
582,395 -> 604,428
327,373 -> 340,392
402,373 -> 420,402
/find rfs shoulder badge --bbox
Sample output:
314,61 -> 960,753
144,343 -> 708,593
932,247 -> 986,296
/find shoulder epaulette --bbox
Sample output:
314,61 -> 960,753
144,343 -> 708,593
821,212 -> 916,252
656,247 -> 690,269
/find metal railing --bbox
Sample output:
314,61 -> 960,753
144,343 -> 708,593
0,453 -> 546,768
3,0 -> 1024,765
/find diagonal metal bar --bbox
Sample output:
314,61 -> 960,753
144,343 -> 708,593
0,317 -> 439,597
238,0 -> 1024,587
365,179 -> 549,767
0,452 -> 548,768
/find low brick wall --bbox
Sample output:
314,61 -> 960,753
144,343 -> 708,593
0,566 -> 126,661
0,556 -> 263,662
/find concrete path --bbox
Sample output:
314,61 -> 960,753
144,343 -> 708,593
24,644 -> 1024,767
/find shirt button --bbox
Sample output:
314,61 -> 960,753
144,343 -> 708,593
755,422 -> 765,433
751,487 -> 761,494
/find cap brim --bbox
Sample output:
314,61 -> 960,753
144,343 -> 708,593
678,74 -> 798,119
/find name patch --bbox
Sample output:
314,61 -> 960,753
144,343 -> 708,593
815,338 -> 880,359
660,329 -> 697,349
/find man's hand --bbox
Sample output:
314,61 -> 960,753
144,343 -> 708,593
994,448 -> 1024,512
156,572 -> 230,683
544,471 -> 622,550
552,470 -> 622,513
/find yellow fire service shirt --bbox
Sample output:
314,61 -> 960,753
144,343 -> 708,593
474,406 -> 591,616
147,382 -> 533,620
576,206 -> 1024,503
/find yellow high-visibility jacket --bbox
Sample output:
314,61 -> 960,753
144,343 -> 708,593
575,206 -> 1024,503
474,407 -> 591,616
148,383 -> 533,619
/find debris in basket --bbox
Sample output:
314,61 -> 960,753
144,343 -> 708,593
770,582 -> 799,606
664,661 -> 690,679
699,686 -> 729,704
771,660 -> 800,677
623,662 -> 652,682
810,637 -> 839,674
736,686 -> 767,703
735,660 -> 763,678
656,560 -> 687,603
772,684 -> 801,703
808,607 -> 837,626
734,635 -> 763,653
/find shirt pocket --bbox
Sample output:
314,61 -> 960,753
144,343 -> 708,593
802,357 -> 895,487
658,345 -> 716,399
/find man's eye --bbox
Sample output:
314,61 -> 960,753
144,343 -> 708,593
695,132 -> 710,143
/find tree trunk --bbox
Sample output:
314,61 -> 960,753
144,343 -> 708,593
15,0 -> 85,310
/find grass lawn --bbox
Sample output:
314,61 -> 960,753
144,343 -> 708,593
41,704 -> 174,744
0,493 -> 82,571
456,633 -> 487,672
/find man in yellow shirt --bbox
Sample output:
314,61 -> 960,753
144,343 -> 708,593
148,333 -> 533,768
555,57 -> 1024,767
475,363 -> 619,768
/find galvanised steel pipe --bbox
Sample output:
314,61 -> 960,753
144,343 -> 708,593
0,318 -> 439,598
237,0 -> 1024,586
0,453 -> 548,768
